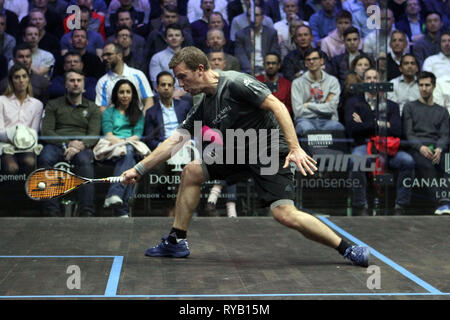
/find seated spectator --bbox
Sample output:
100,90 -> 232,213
0,0 -> 20,39
291,48 -> 344,138
64,0 -> 106,41
344,68 -> 415,216
328,26 -> 364,86
0,12 -> 16,62
338,71 -> 360,122
274,0 -> 307,44
143,71 -> 191,151
433,75 -> 450,113
106,10 -> 147,61
67,0 -> 108,16
229,0 -> 274,42
412,12 -> 444,68
422,31 -> 450,79
350,54 -> 374,79
387,30 -> 410,80
61,6 -> 105,58
113,25 -> 147,73
363,8 -> 397,58
0,63 -> 43,174
282,25 -> 327,81
107,0 -> 150,29
142,71 -> 191,216
279,19 -> 304,60
188,0 -> 228,24
48,52 -> 97,101
234,5 -> 280,75
309,0 -> 339,48
403,71 -> 450,215
208,50 -> 227,70
107,0 -> 146,36
22,25 -> 55,80
149,24 -> 186,93
28,8 -> 60,58
148,2 -> 191,34
208,11 -> 231,48
388,54 -> 420,115
148,0 -> 187,21
146,4 -> 194,59
38,69 -> 101,217
63,28 -> 106,80
22,0 -> 63,39
205,28 -> 239,70
1,43 -> 50,104
190,0 -> 215,52
47,0 -> 70,17
255,52 -> 292,117
352,0 -> 377,39
96,42 -> 154,113
320,10 -> 354,59
99,79 -> 147,217
395,0 -> 425,43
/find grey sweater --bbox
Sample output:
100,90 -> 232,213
291,70 -> 341,121
402,100 -> 450,151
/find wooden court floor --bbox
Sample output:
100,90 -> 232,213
0,216 -> 449,300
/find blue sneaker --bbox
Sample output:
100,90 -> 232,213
344,245 -> 370,267
145,236 -> 190,258
434,204 -> 450,215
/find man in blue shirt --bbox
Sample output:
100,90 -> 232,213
309,0 -> 338,47
142,71 -> 191,216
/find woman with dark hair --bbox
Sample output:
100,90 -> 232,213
350,54 -> 374,79
100,79 -> 146,217
0,63 -> 43,174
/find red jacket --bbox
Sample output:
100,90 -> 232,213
63,11 -> 106,41
255,75 -> 292,117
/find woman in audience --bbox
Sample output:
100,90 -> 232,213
100,79 -> 146,217
0,63 -> 43,174
350,54 -> 374,79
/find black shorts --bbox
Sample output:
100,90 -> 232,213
201,154 -> 295,209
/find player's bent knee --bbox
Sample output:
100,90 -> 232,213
271,204 -> 301,229
181,161 -> 206,185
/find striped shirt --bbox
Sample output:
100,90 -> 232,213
95,63 -> 154,110
0,94 -> 43,142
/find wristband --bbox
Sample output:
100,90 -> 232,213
133,162 -> 148,176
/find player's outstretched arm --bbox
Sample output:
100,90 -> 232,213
121,130 -> 191,184
260,94 -> 317,176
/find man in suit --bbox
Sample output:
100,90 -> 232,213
143,71 -> 191,151
234,5 -> 280,75
395,0 -> 424,43
142,71 -> 191,216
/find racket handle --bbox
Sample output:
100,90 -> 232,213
106,176 -> 124,184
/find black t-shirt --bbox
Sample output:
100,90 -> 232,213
179,70 -> 289,159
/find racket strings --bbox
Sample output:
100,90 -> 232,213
27,170 -> 85,200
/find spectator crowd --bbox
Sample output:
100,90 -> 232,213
0,0 -> 449,217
